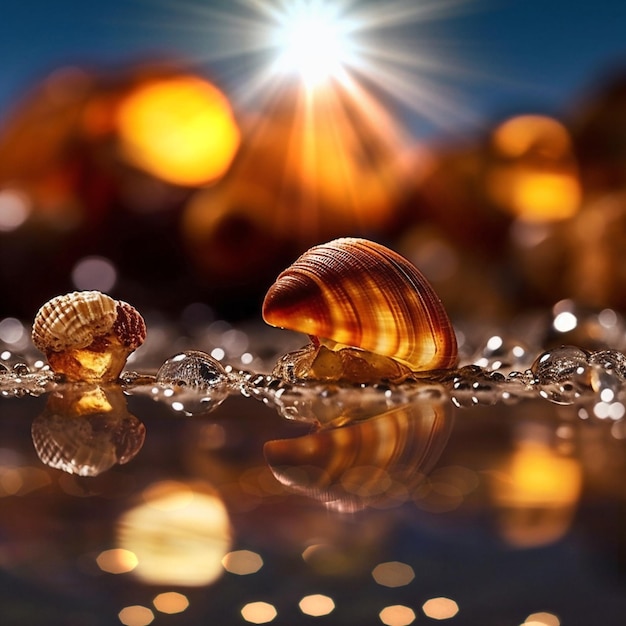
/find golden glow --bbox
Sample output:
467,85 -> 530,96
118,606 -> 154,626
492,115 -> 572,159
222,550 -> 264,575
488,115 -> 581,222
298,594 -> 336,617
75,386 -> 113,414
117,480 -> 232,586
153,592 -> 190,614
490,440 -> 582,547
499,441 -> 582,505
422,597 -> 460,619
176,0 -> 474,247
116,75 -> 240,186
487,169 -> 581,221
241,601 -> 278,624
371,561 -> 415,587
379,605 -> 416,626
96,548 -> 138,574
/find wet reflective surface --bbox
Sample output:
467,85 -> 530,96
2,336 -> 626,626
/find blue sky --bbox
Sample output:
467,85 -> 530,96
1,0 -> 625,138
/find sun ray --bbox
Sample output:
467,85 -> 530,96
130,0 -> 487,242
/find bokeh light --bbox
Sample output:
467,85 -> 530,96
222,549 -> 264,575
0,188 -> 30,231
422,597 -> 460,619
298,594 -> 335,617
96,548 -> 138,574
71,256 -> 118,292
118,605 -> 154,626
379,604 -> 416,626
116,480 -> 232,586
371,561 -> 415,587
241,601 -> 277,624
152,592 -> 190,614
116,75 -> 240,186
522,612 -> 560,626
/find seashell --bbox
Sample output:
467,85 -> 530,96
32,291 -> 146,382
264,399 -> 452,512
262,237 -> 458,373
31,385 -> 146,476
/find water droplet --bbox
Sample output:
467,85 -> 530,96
155,351 -> 230,415
157,351 -> 228,389
531,345 -> 590,405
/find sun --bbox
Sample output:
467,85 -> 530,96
270,1 -> 357,87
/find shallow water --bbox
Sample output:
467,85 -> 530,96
1,317 -> 626,626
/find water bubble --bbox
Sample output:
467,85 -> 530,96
531,345 -> 590,405
157,351 -> 227,389
155,351 -> 230,415
445,365 -> 510,407
588,349 -> 626,379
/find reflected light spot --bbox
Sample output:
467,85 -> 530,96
523,612 -> 560,626
553,311 -> 577,333
72,256 -> 117,292
487,335 -> 503,351
299,594 -> 335,617
118,605 -> 154,626
153,591 -> 189,614
211,347 -> 226,361
422,597 -> 460,619
0,189 -> 31,232
372,561 -> 415,587
117,480 -> 231,586
241,601 -> 277,624
222,549 -> 264,575
96,548 -> 138,574
0,318 -> 25,345
379,604 -> 416,626
116,75 -> 240,186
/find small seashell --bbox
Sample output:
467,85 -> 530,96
31,385 -> 146,476
264,399 -> 452,512
32,291 -> 146,382
262,237 -> 458,374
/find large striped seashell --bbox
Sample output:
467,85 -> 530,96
264,399 -> 452,512
262,237 -> 458,372
32,291 -> 146,382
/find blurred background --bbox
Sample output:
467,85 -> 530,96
1,0 -> 626,325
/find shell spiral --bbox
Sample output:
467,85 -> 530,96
262,237 -> 458,372
32,291 -> 118,353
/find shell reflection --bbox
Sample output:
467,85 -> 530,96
264,399 -> 452,512
31,384 -> 146,476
